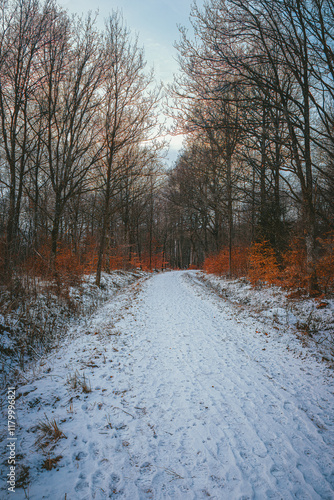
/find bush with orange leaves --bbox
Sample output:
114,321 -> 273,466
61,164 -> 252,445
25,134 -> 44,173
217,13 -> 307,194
204,236 -> 334,295
248,241 -> 279,286
53,244 -> 84,287
23,242 -> 84,288
109,254 -> 126,271
143,252 -> 168,271
204,242 -> 279,286
203,250 -> 228,275
232,247 -> 249,276
203,247 -> 249,277
281,237 -> 309,292
130,252 -> 141,270
316,232 -> 334,294
80,236 -> 98,274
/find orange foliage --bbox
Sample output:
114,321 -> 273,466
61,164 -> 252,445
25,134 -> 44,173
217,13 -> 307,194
109,254 -> 126,271
137,251 -> 168,271
248,241 -> 279,286
130,252 -> 141,269
54,244 -> 84,286
23,241 -> 84,286
24,242 -> 53,277
93,244 -> 169,273
232,247 -> 249,276
281,237 -> 308,291
203,235 -> 334,295
84,245 -> 131,273
81,236 -> 98,274
204,250 -> 229,275
316,232 -> 334,293
203,247 -> 249,277
130,238 -> 168,271
81,236 -> 170,274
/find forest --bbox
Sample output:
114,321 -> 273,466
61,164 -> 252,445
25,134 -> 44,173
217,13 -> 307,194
1,3 -> 334,496
1,0 -> 334,296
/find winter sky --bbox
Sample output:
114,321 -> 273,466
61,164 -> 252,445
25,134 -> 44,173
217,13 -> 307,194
58,0 -> 204,163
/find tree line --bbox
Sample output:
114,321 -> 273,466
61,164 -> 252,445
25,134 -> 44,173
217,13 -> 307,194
167,0 -> 334,293
0,0 -> 165,287
1,0 -> 334,295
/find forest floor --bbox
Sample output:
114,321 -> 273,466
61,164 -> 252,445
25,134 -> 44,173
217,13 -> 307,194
0,270 -> 334,499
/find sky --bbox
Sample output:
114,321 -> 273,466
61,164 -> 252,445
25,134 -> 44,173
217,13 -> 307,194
58,0 -> 204,164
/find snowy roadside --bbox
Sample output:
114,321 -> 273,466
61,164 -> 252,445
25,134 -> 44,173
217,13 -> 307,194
195,272 -> 334,367
0,270 -> 148,387
0,270 -> 151,498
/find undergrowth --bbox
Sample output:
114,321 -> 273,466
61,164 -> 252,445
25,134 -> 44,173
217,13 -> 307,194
203,234 -> 334,297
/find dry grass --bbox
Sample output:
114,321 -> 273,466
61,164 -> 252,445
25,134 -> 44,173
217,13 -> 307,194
42,455 -> 63,471
66,370 -> 91,393
35,414 -> 67,451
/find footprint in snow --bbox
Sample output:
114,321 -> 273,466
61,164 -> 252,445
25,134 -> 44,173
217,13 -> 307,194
270,464 -> 286,478
73,451 -> 88,461
75,473 -> 89,493
252,442 -> 268,458
91,469 -> 105,487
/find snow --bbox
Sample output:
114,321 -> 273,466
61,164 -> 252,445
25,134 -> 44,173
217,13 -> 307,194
199,272 -> 334,365
0,270 -> 147,386
1,270 -> 334,499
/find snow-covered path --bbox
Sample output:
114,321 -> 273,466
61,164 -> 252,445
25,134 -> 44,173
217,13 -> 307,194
2,271 -> 334,499
111,271 -> 333,499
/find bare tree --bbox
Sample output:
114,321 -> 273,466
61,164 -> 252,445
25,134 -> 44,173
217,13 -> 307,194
95,11 -> 161,286
210,0 -> 334,288
170,11 -> 245,274
0,0 -> 51,273
168,0 -> 334,289
37,8 -> 104,263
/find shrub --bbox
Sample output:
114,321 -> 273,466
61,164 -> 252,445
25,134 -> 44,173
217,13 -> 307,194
281,237 -> 309,291
203,235 -> 334,296
23,241 -> 84,287
316,232 -> 334,294
54,244 -> 84,287
203,247 -> 249,277
203,251 -> 228,275
248,240 -> 279,286
35,414 -> 66,451
66,370 -> 91,393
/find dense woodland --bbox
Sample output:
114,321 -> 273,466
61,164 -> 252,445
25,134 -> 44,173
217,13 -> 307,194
1,0 -> 334,295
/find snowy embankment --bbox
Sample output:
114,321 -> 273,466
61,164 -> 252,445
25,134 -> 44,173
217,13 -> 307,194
0,271 -> 147,387
199,272 -> 334,367
1,270 -> 333,499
